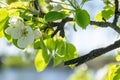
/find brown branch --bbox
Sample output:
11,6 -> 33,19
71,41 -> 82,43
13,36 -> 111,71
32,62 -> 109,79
64,39 -> 120,66
90,21 -> 120,34
51,17 -> 73,37
113,0 -> 119,25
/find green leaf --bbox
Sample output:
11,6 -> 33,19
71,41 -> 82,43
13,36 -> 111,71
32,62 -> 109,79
0,8 -> 8,31
64,43 -> 78,61
95,12 -> 103,21
34,50 -> 48,72
102,6 -> 114,20
104,64 -> 120,80
8,2 -> 26,9
116,52 -> 120,61
54,54 -> 63,67
35,38 -> 52,72
53,40 -> 66,66
102,10 -> 113,20
45,38 -> 56,52
34,40 -> 41,49
53,41 -> 78,66
3,18 -> 12,41
40,38 -> 52,63
0,30 -> 4,38
45,11 -> 67,22
75,8 -> 90,29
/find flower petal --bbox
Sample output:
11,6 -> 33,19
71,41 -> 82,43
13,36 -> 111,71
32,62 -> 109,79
9,16 -> 24,27
17,35 -> 34,48
5,27 -> 12,35
17,37 -> 28,48
11,27 -> 21,39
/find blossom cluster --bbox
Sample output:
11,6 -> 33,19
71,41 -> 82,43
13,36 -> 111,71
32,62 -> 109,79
5,16 -> 42,48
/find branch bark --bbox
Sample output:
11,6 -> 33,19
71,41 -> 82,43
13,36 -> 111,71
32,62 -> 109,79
65,39 -> 120,66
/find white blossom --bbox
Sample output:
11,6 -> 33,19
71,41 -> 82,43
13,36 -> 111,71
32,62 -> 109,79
5,16 -> 34,48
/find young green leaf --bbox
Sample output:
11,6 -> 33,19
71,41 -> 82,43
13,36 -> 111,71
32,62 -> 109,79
45,11 -> 67,22
75,8 -> 90,29
34,50 -> 48,72
53,40 -> 66,66
34,40 -> 41,49
35,38 -> 52,72
64,42 -> 78,61
54,54 -> 63,67
102,6 -> 114,20
40,38 -> 52,63
116,52 -> 120,62
0,9 -> 8,31
104,64 -> 120,80
45,38 -> 56,52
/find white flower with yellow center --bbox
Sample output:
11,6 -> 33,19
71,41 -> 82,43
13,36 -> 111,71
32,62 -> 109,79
5,16 -> 34,48
15,26 -> 34,48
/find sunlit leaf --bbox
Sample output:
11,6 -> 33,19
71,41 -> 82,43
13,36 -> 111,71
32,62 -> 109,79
54,54 -> 63,67
75,8 -> 90,29
64,42 -> 78,61
0,8 -> 8,31
45,38 -> 56,52
104,64 -> 120,80
116,53 -> 120,61
8,9 -> 20,17
35,38 -> 52,72
8,2 -> 27,9
95,12 -> 103,21
0,30 -> 4,38
53,40 -> 66,66
45,11 -> 67,22
94,12 -> 104,28
40,38 -> 52,62
34,50 -> 48,72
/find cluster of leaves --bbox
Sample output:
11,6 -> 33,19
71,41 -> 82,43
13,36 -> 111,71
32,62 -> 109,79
0,0 -> 90,72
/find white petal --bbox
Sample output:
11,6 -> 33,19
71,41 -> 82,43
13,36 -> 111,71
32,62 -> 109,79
11,27 -> 21,39
5,27 -> 12,35
17,26 -> 34,48
17,37 -> 28,48
26,34 -> 34,44
25,26 -> 33,34
9,16 -> 18,24
17,36 -> 34,48
9,17 -> 24,27
16,21 -> 24,28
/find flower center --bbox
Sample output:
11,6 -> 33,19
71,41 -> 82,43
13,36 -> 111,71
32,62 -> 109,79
21,28 -> 28,37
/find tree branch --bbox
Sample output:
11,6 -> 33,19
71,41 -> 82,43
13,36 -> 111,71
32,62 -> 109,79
64,0 -> 120,66
64,39 -> 120,66
113,0 -> 119,25
90,21 -> 120,34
